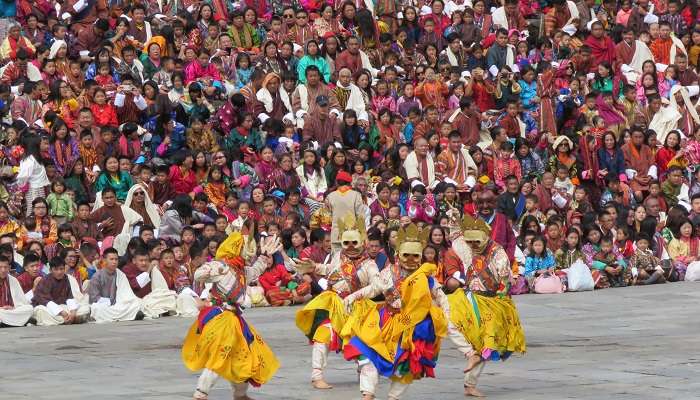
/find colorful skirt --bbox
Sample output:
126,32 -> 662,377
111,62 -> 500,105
182,307 -> 279,385
447,289 -> 526,361
342,299 -> 447,384
295,291 -> 348,350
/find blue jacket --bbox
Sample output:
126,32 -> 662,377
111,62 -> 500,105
297,55 -> 331,84
597,148 -> 626,177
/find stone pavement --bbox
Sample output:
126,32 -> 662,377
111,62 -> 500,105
2,282 -> 700,400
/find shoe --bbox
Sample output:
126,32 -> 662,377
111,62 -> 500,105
135,311 -> 145,321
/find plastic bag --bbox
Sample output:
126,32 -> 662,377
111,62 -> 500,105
685,261 -> 700,282
567,259 -> 594,291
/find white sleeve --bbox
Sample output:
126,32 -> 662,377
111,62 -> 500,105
133,95 -> 148,110
72,0 -> 87,13
114,93 -> 126,107
16,158 -> 33,186
136,272 -> 151,288
46,301 -> 63,316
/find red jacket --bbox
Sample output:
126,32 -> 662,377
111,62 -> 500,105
259,264 -> 292,292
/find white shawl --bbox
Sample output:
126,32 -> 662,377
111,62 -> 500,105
444,47 -> 459,67
336,81 -> 368,121
0,275 -> 33,326
564,1 -> 580,27
649,103 -> 682,144
93,191 -> 144,256
49,40 -> 66,60
280,87 -> 294,114
359,50 -> 379,78
296,84 -> 309,116
492,7 -> 509,29
506,44 -> 515,68
124,184 -> 161,228
141,266 -> 176,318
256,87 -> 274,113
669,34 -> 687,68
623,40 -> 655,83
90,269 -> 143,323
404,151 -> 435,186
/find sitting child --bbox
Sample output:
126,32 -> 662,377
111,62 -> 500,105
629,235 -> 666,285
257,253 -> 310,306
592,236 -> 629,288
524,235 -> 556,290
406,182 -> 436,224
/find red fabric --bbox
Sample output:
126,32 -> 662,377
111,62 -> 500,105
655,147 -> 676,177
258,264 -> 292,292
168,164 -> 198,195
489,213 -> 516,261
336,170 -> 353,183
90,103 -> 119,128
584,35 -> 616,72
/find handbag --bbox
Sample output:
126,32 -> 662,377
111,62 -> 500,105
509,275 -> 529,295
533,272 -> 565,294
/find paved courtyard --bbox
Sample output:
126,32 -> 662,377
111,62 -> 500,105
1,282 -> 699,400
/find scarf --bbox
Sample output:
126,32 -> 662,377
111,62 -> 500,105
79,143 -> 99,169
230,25 -> 253,49
419,155 -> 430,184
595,94 -> 626,125
0,277 -> 11,307
53,140 -> 74,170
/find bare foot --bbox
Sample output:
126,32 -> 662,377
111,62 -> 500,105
234,396 -> 255,400
312,379 -> 333,389
464,354 -> 482,372
193,389 -> 208,400
464,386 -> 485,397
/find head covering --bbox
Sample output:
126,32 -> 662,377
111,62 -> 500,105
336,171 -> 353,184
552,135 -> 574,152
123,184 -> 162,228
261,72 -> 281,90
143,36 -> 168,57
49,40 -> 67,60
595,94 -> 626,126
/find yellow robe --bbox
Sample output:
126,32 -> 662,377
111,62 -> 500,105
447,288 -> 526,360
341,263 -> 447,384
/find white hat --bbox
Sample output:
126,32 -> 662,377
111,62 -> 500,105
687,85 -> 700,97
586,19 -> 598,31
461,70 -> 472,79
411,180 -> 425,189
443,177 -> 458,186
644,13 -> 659,24
488,65 -> 499,77
562,24 -> 577,35
511,64 -> 520,73
656,63 -> 668,72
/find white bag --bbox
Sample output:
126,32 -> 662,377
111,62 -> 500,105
567,259 -> 594,292
685,261 -> 700,282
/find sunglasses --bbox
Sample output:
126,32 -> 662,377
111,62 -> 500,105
134,191 -> 145,196
342,240 -> 359,246
283,14 -> 294,18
